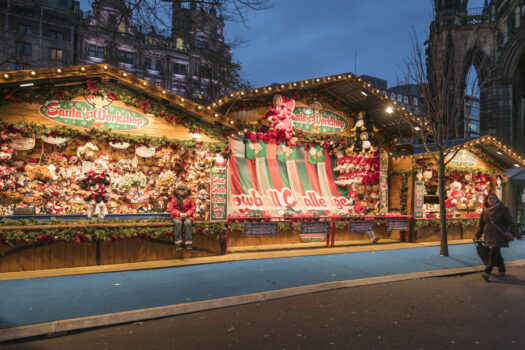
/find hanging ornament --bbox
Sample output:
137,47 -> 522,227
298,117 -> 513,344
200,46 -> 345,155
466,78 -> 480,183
109,141 -> 131,149
10,136 -> 35,150
136,145 -> 156,158
41,135 -> 70,145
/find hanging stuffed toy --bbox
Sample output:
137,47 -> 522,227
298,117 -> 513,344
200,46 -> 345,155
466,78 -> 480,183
263,94 -> 296,146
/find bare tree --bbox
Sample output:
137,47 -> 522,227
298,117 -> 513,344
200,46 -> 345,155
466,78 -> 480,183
398,29 -> 482,256
82,0 -> 272,36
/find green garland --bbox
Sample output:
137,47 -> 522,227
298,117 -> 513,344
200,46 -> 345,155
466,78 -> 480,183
414,218 -> 479,234
0,120 -> 227,157
414,160 -> 506,178
278,221 -> 301,233
1,79 -> 231,155
0,218 -> 227,245
229,90 -> 355,116
390,170 -> 410,214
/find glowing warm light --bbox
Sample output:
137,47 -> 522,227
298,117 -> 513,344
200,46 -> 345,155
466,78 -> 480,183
386,107 -> 394,114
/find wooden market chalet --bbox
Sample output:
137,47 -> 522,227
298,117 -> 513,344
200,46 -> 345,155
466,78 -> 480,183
0,64 -> 524,272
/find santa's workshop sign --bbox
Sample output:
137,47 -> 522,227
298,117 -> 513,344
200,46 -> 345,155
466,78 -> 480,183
446,150 -> 478,167
39,99 -> 149,131
292,107 -> 348,134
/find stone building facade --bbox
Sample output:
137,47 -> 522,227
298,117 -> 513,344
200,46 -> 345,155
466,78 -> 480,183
0,0 -> 80,70
430,0 -> 525,154
1,0 -> 233,103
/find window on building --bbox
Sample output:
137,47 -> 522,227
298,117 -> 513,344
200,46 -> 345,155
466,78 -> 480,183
195,36 -> 208,49
403,96 -> 408,104
18,24 -> 32,34
144,57 -> 152,70
200,65 -> 211,79
49,48 -> 63,63
390,93 -> 395,100
108,15 -> 117,30
118,21 -> 127,33
173,63 -> 187,75
413,97 -> 419,106
16,42 -> 31,56
176,38 -> 184,50
397,95 -> 402,103
467,120 -> 480,136
87,45 -> 104,59
118,50 -> 133,64
49,31 -> 63,40
155,60 -> 162,72
172,83 -> 186,95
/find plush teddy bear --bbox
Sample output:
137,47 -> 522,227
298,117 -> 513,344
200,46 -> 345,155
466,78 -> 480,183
11,160 -> 27,187
77,142 -> 99,162
448,180 -> 466,207
423,168 -> 433,182
26,164 -> 54,182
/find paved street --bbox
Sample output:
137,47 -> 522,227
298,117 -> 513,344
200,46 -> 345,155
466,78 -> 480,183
3,264 -> 525,349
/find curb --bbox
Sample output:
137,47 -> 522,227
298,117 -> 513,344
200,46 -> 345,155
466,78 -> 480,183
2,259 -> 525,343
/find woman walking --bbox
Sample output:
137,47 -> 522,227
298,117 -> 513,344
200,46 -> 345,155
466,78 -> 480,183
475,193 -> 522,281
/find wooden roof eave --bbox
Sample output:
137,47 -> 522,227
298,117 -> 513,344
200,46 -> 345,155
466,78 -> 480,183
211,72 -> 415,138
413,136 -> 525,170
0,64 -> 237,131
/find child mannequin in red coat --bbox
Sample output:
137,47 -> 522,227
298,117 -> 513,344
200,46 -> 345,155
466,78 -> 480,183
168,183 -> 196,250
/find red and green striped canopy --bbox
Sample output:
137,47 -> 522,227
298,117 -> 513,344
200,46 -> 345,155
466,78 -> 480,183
228,136 -> 354,216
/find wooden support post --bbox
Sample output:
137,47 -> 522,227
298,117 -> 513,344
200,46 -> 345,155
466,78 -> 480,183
331,221 -> 336,247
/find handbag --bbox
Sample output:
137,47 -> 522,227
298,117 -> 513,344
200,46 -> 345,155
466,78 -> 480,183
488,215 -> 514,242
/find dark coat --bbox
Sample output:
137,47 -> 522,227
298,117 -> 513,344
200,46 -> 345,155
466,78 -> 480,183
475,204 -> 521,248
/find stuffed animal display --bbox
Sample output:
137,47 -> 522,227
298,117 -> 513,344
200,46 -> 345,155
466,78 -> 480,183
1,136 -> 214,217
263,94 -> 296,147
418,165 -> 493,218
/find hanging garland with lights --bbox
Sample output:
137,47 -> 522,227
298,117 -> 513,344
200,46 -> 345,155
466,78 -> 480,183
413,160 -> 507,179
390,170 -> 410,214
414,218 -> 479,234
228,90 -> 355,117
0,218 -> 228,245
0,121 -> 229,157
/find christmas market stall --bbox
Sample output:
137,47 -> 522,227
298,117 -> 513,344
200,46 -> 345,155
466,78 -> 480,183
411,136 -> 525,242
0,64 -> 236,272
209,73 -> 416,250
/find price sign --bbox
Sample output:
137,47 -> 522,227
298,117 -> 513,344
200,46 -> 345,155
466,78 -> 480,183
349,221 -> 375,232
387,220 -> 409,231
300,222 -> 330,242
244,222 -> 278,236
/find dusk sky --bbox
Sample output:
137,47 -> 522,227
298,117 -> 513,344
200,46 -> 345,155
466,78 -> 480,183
225,0 -> 486,89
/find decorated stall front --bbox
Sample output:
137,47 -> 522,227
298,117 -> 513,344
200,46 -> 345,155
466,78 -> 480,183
411,136 -> 525,242
211,74 -> 415,249
0,65 -> 236,272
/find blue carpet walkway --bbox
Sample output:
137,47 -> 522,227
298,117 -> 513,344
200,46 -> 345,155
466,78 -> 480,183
1,241 -> 525,329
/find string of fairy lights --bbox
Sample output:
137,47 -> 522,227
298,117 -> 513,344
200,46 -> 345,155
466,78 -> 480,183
3,65 -> 524,168
2,64 -> 410,138
389,135 -> 525,168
